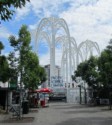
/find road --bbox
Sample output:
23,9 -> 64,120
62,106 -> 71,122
1,102 -> 112,125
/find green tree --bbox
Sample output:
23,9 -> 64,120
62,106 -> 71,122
8,52 -> 18,85
22,51 -> 46,89
0,56 -> 10,82
22,51 -> 40,89
0,42 -> 10,82
73,56 -> 99,88
8,25 -> 46,89
98,40 -> 112,87
9,25 -> 31,86
0,0 -> 30,21
72,56 -> 100,99
0,41 -> 4,54
98,39 -> 112,109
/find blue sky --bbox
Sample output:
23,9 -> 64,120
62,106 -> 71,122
0,0 -> 112,66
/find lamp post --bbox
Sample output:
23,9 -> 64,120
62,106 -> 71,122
78,85 -> 82,104
83,81 -> 88,104
6,80 -> 9,113
108,85 -> 112,110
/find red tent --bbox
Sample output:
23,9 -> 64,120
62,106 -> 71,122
36,88 -> 53,107
37,88 -> 53,93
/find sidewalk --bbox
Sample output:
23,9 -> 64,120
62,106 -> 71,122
36,103 -> 112,125
0,102 -> 112,125
0,108 -> 37,124
0,109 -> 10,121
0,113 -> 9,121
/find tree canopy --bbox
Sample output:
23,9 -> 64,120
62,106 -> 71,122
98,40 -> 112,87
73,56 -> 99,87
0,0 -> 30,21
8,25 -> 46,89
0,42 -> 10,83
72,40 -> 112,99
0,41 -> 4,54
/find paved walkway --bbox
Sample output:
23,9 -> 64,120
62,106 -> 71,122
0,102 -> 112,125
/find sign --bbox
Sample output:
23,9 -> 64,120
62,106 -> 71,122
10,83 -> 17,90
51,76 -> 63,87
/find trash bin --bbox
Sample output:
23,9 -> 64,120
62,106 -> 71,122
22,100 -> 29,114
40,100 -> 45,107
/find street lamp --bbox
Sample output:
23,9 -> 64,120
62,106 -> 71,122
78,84 -> 82,104
76,77 -> 82,104
83,81 -> 88,104
108,84 -> 112,110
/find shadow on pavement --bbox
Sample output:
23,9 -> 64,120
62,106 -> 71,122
63,110 -> 105,114
0,117 -> 35,123
54,105 -> 91,110
55,117 -> 112,125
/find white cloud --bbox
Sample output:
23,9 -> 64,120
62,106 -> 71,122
59,0 -> 112,50
15,0 -> 112,65
15,0 -> 76,20
39,52 -> 50,66
15,3 -> 31,20
0,26 -> 11,39
30,0 -> 65,17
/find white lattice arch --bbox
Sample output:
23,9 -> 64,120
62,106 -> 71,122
35,17 -> 72,86
76,40 -> 100,66
34,17 -> 101,88
55,36 -> 78,83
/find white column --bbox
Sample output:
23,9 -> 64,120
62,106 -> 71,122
66,52 -> 68,85
64,60 -> 66,86
50,24 -> 55,87
69,38 -> 72,85
66,51 -> 69,102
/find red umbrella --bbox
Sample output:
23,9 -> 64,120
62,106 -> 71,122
38,88 -> 53,93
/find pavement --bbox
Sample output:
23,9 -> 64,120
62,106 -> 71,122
0,102 -> 112,125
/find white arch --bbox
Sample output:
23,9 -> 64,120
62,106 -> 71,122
57,36 -> 78,84
34,17 -> 101,89
35,17 -> 72,87
76,40 -> 100,66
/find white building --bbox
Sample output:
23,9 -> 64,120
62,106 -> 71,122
0,82 -> 8,88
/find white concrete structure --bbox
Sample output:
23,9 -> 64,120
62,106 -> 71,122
0,82 -> 8,88
34,17 -> 72,87
44,64 -> 61,87
34,17 -> 100,103
76,40 -> 100,66
34,17 -> 100,88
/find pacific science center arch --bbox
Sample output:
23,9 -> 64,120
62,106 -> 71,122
34,17 -> 100,88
